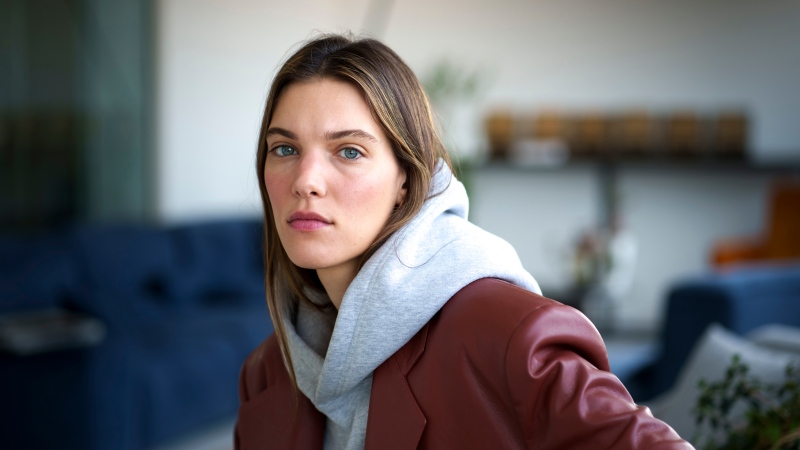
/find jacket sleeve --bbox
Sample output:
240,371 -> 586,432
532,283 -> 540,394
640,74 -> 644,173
504,303 -> 694,450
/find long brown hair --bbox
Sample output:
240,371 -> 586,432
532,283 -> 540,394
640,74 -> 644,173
256,33 -> 451,391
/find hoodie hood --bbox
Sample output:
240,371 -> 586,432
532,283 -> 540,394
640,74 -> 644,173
283,161 -> 540,449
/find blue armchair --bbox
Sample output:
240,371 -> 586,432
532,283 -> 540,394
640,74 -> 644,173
629,263 -> 800,402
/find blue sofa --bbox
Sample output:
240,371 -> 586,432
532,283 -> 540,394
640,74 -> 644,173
0,218 -> 274,450
628,263 -> 800,402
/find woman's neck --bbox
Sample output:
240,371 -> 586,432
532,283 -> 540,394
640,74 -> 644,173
316,262 -> 359,309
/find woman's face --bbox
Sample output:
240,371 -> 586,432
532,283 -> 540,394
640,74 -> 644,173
264,79 -> 407,282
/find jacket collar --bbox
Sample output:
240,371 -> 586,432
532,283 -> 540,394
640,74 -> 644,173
364,323 -> 430,449
394,322 -> 429,376
236,378 -> 326,450
237,323 -> 431,450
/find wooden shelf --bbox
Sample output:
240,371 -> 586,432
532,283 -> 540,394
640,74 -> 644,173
475,152 -> 800,230
478,153 -> 800,174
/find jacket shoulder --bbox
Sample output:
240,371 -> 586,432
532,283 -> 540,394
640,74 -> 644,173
417,278 -> 691,448
446,277 -> 563,315
438,278 -> 608,370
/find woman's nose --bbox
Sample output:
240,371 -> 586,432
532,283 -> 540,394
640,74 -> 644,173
292,152 -> 327,198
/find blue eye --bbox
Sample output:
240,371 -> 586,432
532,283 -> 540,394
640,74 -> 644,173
274,145 -> 297,157
341,148 -> 361,160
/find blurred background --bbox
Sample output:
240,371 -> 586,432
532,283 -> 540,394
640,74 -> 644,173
2,0 -> 800,449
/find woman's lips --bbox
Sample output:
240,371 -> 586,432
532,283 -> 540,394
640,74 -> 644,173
289,219 -> 330,231
288,211 -> 332,231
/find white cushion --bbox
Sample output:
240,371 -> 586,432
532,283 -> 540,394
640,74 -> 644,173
747,324 -> 800,355
647,323 -> 800,442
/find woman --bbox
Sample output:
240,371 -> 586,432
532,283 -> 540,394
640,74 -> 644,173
236,33 -> 692,450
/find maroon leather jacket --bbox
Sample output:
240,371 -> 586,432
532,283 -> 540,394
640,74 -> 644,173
236,278 -> 693,449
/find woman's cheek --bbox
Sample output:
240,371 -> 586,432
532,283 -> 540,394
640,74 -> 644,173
264,173 -> 289,209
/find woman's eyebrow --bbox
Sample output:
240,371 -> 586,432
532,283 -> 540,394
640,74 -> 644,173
266,127 -> 297,140
325,129 -> 379,144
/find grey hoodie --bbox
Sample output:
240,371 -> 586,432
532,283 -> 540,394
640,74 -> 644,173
283,162 -> 540,450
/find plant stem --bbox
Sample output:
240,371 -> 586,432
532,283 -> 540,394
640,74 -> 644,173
769,427 -> 800,450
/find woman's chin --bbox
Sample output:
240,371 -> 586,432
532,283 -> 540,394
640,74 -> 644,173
287,258 -> 321,271
287,254 -> 333,271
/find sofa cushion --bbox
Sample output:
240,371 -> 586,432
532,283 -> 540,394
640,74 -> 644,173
69,224 -> 181,322
72,224 -> 177,299
170,219 -> 264,305
134,305 -> 271,447
747,323 -> 800,355
0,232 -> 76,313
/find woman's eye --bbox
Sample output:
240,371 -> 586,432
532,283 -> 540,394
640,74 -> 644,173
273,145 -> 297,157
340,148 -> 362,160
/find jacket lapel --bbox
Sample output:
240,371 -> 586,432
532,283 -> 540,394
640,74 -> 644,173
365,324 -> 429,450
236,380 -> 325,450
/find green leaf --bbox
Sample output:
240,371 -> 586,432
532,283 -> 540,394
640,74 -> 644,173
765,423 -> 782,442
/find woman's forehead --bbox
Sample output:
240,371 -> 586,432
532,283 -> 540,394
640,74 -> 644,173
269,79 -> 385,140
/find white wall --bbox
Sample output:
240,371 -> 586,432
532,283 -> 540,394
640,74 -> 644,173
155,0 -> 800,328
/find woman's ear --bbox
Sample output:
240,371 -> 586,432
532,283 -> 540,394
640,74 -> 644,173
395,173 -> 408,207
